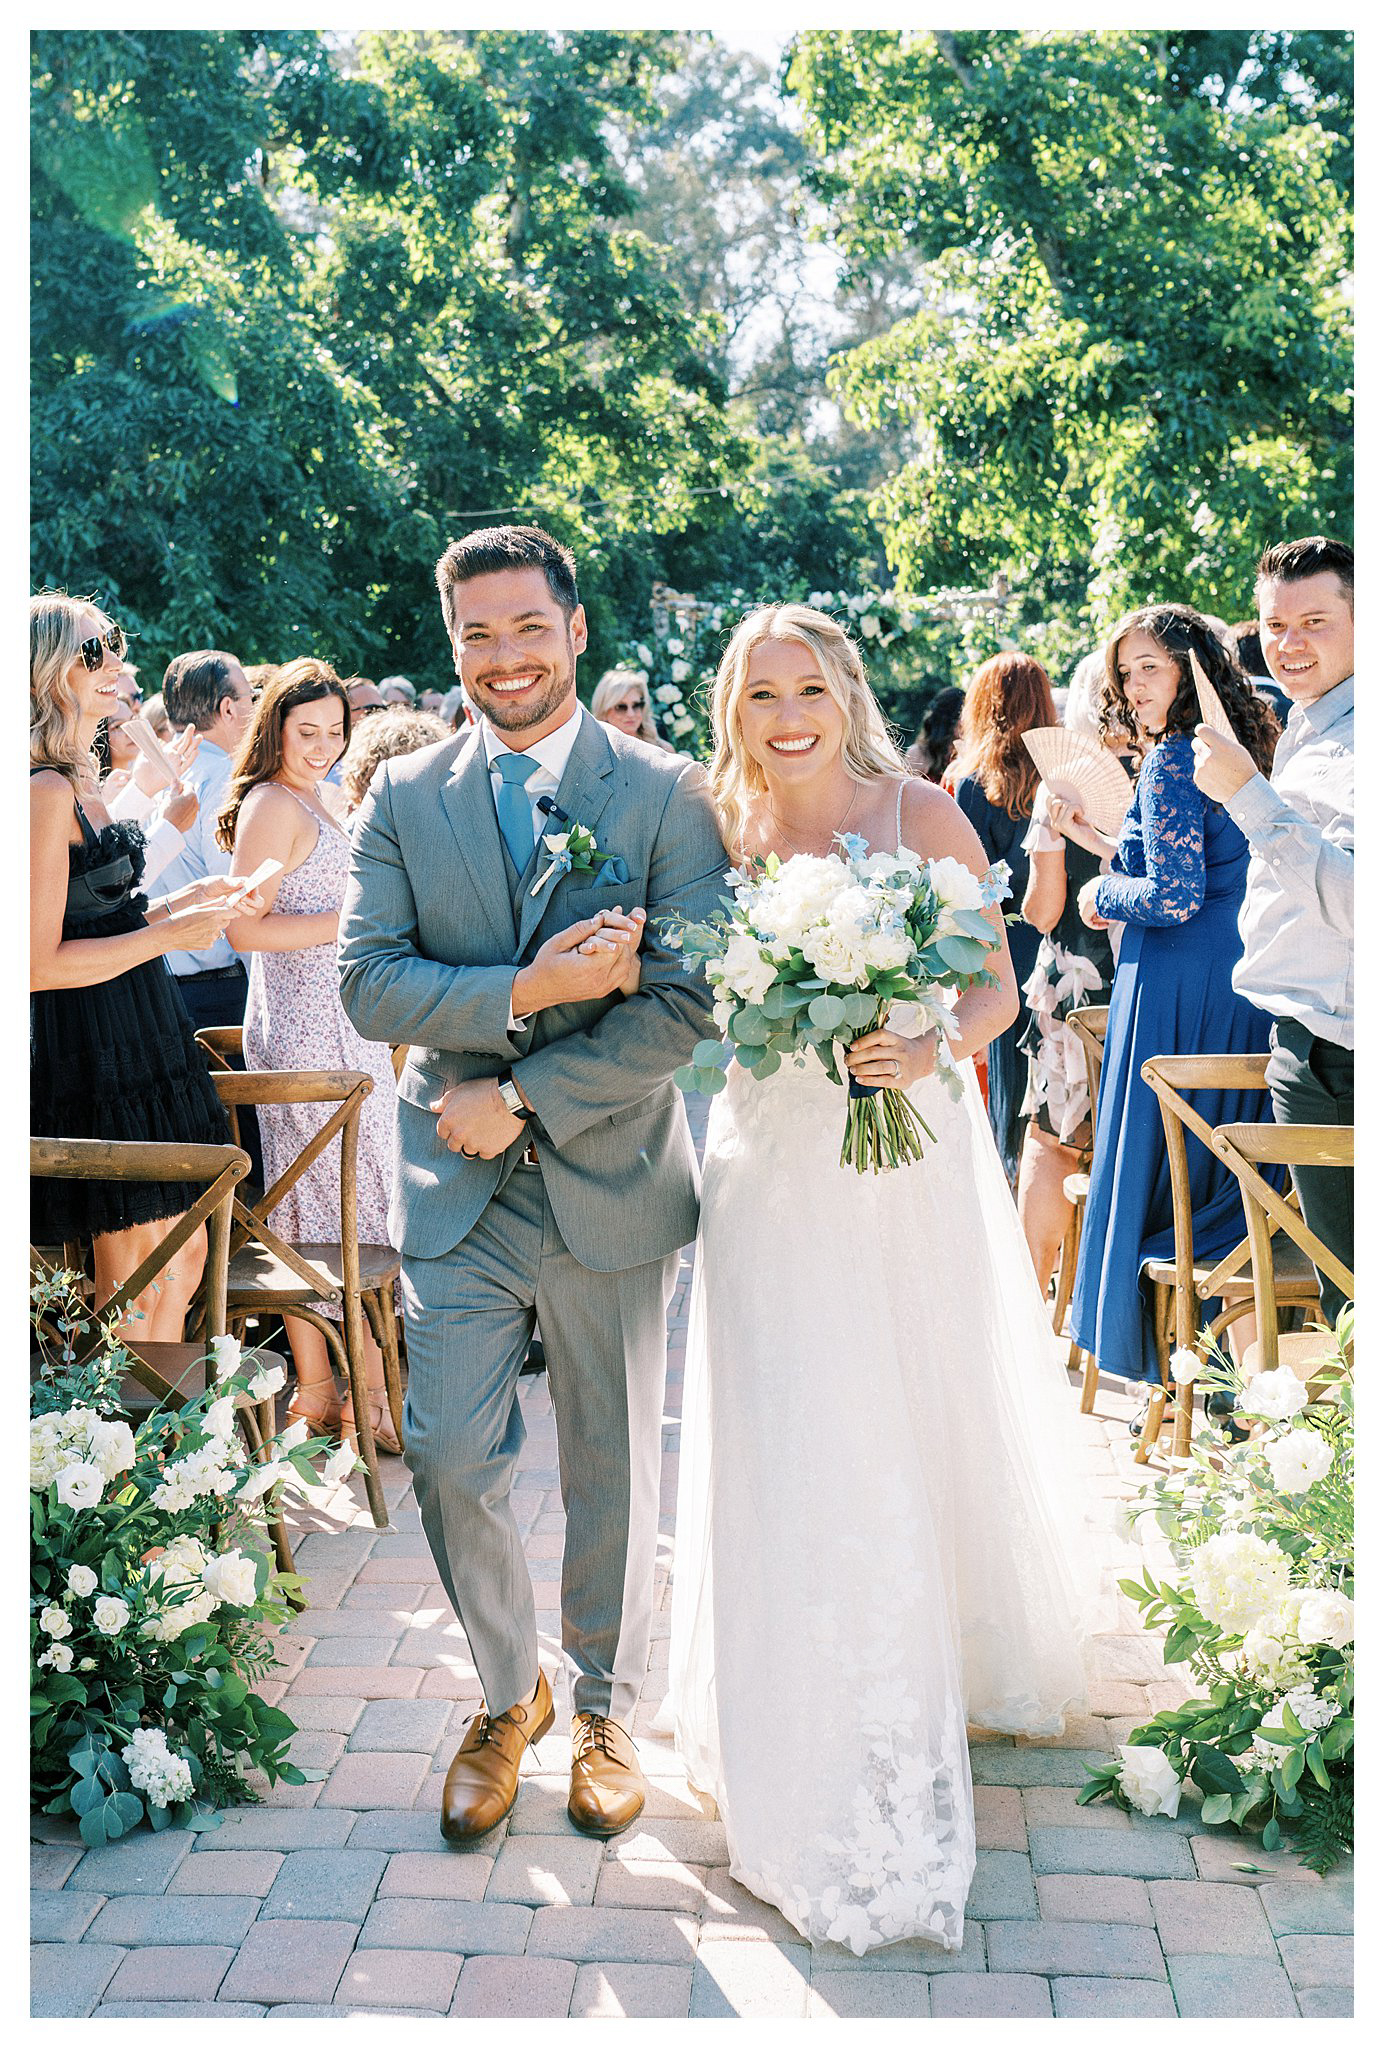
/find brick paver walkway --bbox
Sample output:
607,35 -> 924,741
31,1111 -> 1353,2016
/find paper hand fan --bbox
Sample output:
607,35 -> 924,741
1189,649 -> 1235,740
1022,727 -> 1134,838
125,716 -> 180,789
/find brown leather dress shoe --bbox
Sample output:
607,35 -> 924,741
440,1670 -> 554,1842
567,1711 -> 646,1838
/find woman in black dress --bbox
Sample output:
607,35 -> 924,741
30,591 -> 260,1340
949,652 -> 1058,1183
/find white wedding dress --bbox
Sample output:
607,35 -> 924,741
668,868 -> 1100,1956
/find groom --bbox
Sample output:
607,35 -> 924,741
339,525 -> 727,1840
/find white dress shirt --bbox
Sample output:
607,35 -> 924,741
154,738 -> 238,975
1227,676 -> 1353,1048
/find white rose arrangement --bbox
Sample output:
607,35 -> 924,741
1080,1317 -> 1353,1873
666,833 -> 1010,1172
31,1272 -> 361,1848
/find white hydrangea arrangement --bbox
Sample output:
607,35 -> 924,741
1080,1314 -> 1353,1872
666,836 -> 1010,1171
31,1275 -> 359,1846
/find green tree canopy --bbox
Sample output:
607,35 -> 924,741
789,29 -> 1353,635
32,28 -> 744,684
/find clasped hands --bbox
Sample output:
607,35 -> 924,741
432,907 -> 646,1159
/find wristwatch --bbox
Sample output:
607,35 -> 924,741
497,1072 -> 530,1120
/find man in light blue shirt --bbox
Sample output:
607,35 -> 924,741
1192,535 -> 1354,1320
157,649 -> 256,1031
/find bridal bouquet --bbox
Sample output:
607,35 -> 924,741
667,833 -> 1010,1172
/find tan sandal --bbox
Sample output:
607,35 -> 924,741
343,1395 -> 403,1458
287,1381 -> 343,1438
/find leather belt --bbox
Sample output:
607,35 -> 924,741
518,1139 -> 541,1167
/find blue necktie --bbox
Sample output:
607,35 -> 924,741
493,751 -> 539,874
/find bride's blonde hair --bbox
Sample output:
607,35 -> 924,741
31,589 -> 105,787
707,602 -> 905,850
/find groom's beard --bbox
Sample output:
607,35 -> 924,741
464,645 -> 577,734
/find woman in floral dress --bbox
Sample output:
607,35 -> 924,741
217,660 -> 401,1448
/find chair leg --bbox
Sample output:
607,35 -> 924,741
1051,1202 -> 1080,1336
1172,1381 -> 1195,1462
1079,1349 -> 1100,1415
363,1288 -> 406,1452
1135,1384 -> 1168,1464
336,1301 -> 390,1531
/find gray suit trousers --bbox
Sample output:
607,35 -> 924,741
400,1158 -> 678,1725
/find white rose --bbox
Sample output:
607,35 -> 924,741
859,612 -> 881,638
278,1419 -> 310,1452
202,1549 -> 259,1608
1239,1365 -> 1309,1421
39,1604 -> 72,1639
654,683 -> 682,705
927,855 -> 986,909
1117,1745 -> 1182,1818
246,1362 -> 287,1403
204,1396 -> 237,1441
664,636 -> 685,655
1297,1589 -> 1354,1651
149,1535 -> 209,1586
55,1462 -> 104,1511
1262,1430 -> 1334,1496
321,1441 -> 359,1487
210,1334 -> 241,1382
38,1643 -> 74,1673
634,642 -> 654,667
88,1417 -> 136,1479
1169,1347 -> 1202,1387
671,714 -> 696,736
669,659 -> 691,683
862,926 -> 912,972
238,1460 -> 287,1501
718,933 -> 779,1007
93,1596 -> 130,1636
66,1565 -> 98,1598
803,925 -> 870,987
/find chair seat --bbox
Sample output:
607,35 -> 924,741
1145,1235 -> 1322,1302
118,1341 -> 213,1416
1243,1329 -> 1340,1384
228,1240 -> 400,1308
1063,1172 -> 1090,1203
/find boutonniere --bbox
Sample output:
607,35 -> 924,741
529,796 -> 627,896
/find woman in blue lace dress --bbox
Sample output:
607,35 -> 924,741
1069,606 -> 1281,1400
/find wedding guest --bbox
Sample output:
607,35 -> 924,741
1070,604 -> 1281,1411
950,653 -> 1056,1181
1014,669 -> 1117,1294
218,659 -> 401,1448
591,667 -> 675,750
1193,536 -> 1354,1322
440,685 -> 468,729
419,689 -> 446,717
142,690 -> 172,740
1230,620 -> 1293,724
908,684 -> 964,784
30,591 -> 252,1338
156,647 -> 257,1034
345,676 -> 387,718
339,705 -> 449,814
380,674 -> 417,708
104,720 -> 203,888
98,664 -> 145,792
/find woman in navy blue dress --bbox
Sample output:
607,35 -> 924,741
1069,606 -> 1280,1402
950,653 -> 1057,1182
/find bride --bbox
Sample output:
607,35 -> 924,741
667,604 -> 1097,1956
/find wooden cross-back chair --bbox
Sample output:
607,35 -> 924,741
29,1136 -> 298,1576
1134,1054 -> 1322,1463
1051,1004 -> 1108,1345
196,1031 -> 402,1531
1212,1121 -> 1353,1383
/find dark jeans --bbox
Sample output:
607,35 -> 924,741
171,965 -> 263,1189
1266,1017 -> 1354,1327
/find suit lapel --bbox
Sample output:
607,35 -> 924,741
514,710 -> 617,957
440,730 -> 519,951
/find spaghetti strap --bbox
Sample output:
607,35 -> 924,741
278,782 -> 348,839
895,777 -> 905,848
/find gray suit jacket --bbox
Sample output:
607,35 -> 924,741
338,709 -> 728,1270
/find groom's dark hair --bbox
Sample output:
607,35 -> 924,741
436,524 -> 580,629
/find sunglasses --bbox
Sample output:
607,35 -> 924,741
78,625 -> 127,671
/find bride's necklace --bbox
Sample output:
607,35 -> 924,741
767,781 -> 858,858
